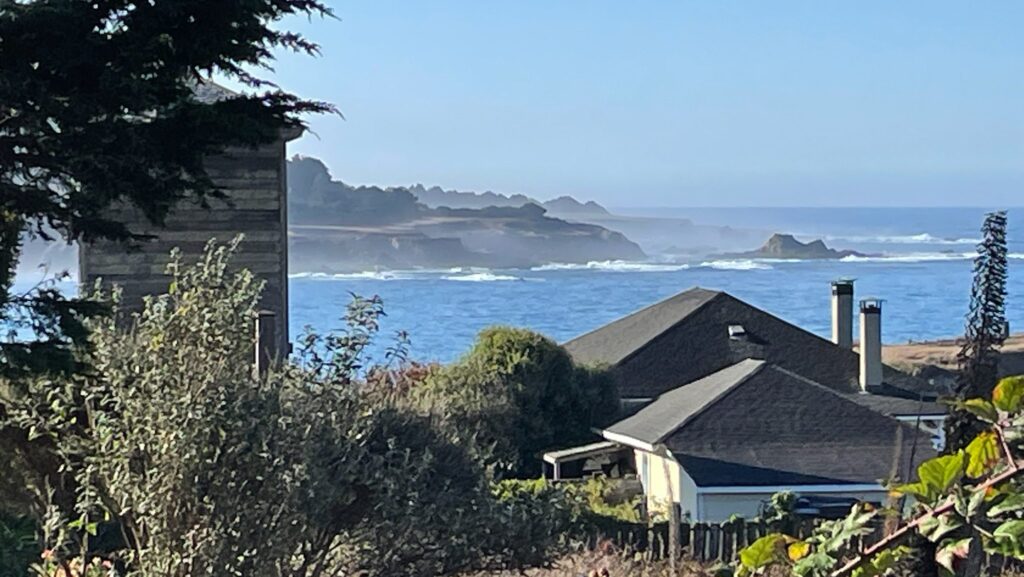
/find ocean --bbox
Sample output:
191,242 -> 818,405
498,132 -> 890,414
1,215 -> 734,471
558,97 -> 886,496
290,208 -> 1024,364
12,208 -> 1023,365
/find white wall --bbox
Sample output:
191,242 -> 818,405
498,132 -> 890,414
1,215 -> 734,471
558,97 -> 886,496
633,448 -> 890,522
697,490 -> 890,523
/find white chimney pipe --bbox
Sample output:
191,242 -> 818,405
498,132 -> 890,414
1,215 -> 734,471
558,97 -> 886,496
859,298 -> 883,391
831,280 -> 854,349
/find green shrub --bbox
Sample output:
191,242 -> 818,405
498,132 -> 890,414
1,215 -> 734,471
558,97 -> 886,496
417,327 -> 619,478
0,514 -> 36,577
492,476 -> 645,555
0,239 -> 577,577
564,475 -> 644,524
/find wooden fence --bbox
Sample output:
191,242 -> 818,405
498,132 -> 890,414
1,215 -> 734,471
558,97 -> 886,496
583,518 -> 887,564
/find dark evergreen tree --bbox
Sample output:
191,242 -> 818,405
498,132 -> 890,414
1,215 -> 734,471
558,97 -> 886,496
893,212 -> 1010,577
945,210 -> 1009,452
0,0 -> 334,380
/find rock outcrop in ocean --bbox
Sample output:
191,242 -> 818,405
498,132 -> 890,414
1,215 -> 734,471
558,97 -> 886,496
726,233 -> 865,260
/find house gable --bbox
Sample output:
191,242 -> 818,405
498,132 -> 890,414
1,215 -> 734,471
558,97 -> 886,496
563,287 -> 721,367
565,288 -> 934,406
666,364 -> 931,487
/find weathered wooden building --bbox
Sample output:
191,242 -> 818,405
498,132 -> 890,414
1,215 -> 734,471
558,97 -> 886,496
79,85 -> 299,358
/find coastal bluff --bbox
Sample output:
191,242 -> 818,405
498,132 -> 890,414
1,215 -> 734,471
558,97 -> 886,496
287,157 -> 645,272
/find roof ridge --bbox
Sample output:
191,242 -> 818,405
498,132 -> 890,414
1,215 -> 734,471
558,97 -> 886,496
715,293 -> 921,387
654,359 -> 766,444
614,289 -> 725,366
562,286 -> 723,363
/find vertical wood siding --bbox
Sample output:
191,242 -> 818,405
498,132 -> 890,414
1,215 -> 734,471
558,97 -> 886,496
79,142 -> 291,357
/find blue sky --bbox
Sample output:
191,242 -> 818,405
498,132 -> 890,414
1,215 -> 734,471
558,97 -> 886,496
252,1 -> 1023,207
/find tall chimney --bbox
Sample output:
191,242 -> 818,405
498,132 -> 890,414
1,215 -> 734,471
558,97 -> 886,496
831,280 -> 854,349
859,298 -> 883,392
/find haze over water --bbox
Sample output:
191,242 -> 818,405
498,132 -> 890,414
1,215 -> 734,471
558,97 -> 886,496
289,207 -> 1024,364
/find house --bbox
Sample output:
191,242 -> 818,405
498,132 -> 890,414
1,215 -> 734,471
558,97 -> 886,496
544,281 -> 945,521
600,358 -> 934,522
78,82 -> 300,358
562,281 -> 946,436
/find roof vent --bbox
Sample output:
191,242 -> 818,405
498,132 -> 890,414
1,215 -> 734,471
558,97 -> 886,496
727,325 -> 765,361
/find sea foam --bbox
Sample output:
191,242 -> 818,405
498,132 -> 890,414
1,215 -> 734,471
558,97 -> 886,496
699,259 -> 773,271
531,260 -> 690,272
442,272 -> 525,282
826,233 -> 981,245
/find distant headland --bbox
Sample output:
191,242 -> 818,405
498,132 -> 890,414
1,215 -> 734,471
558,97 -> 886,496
287,156 -> 644,272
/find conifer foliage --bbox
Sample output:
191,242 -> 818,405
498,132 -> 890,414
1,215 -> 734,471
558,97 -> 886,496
946,211 -> 1009,452
0,0 -> 333,379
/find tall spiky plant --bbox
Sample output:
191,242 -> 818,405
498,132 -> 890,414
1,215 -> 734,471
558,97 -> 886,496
945,210 -> 1009,452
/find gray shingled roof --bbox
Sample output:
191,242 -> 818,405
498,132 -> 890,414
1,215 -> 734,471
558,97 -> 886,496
604,359 -> 765,445
562,287 -> 941,416
191,80 -> 238,104
846,391 -> 946,418
564,287 -> 721,366
604,360 -> 935,487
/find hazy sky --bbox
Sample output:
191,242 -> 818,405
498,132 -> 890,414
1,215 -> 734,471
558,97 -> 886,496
254,1 -> 1024,207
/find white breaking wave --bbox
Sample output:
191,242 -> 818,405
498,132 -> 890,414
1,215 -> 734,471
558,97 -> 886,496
700,259 -> 773,271
842,252 -> 1024,263
531,260 -> 690,272
826,233 -> 981,245
289,270 -> 415,281
442,272 -> 525,282
840,253 -> 973,263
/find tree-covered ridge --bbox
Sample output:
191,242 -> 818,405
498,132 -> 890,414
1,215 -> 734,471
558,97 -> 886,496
286,156 -> 645,271
288,155 -> 610,224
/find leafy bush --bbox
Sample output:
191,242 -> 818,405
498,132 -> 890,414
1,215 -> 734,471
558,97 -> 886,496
0,239 -> 570,577
564,476 -> 644,524
492,479 -> 582,566
493,476 -> 645,552
417,327 -> 619,478
0,514 -> 36,577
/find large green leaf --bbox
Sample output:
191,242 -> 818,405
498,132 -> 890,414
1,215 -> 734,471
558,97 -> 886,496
891,481 -> 933,502
989,519 -> 1024,559
740,533 -> 786,571
917,452 -> 967,499
793,551 -> 835,577
965,431 -> 1001,478
994,520 -> 1024,540
955,398 -> 998,423
989,494 -> 1024,517
919,514 -> 963,543
852,546 -> 908,577
993,376 -> 1024,413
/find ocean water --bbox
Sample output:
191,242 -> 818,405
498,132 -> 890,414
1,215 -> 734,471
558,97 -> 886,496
290,254 -> 1024,364
289,208 -> 1024,363
12,208 -> 1023,365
